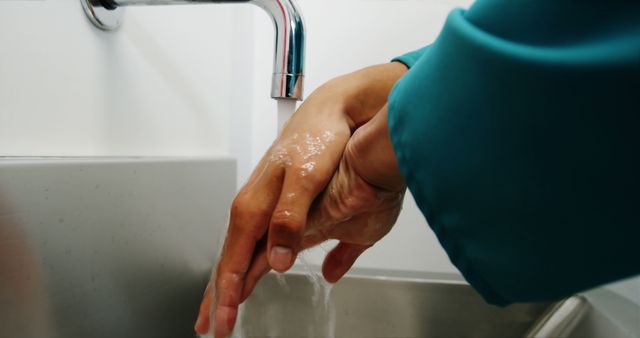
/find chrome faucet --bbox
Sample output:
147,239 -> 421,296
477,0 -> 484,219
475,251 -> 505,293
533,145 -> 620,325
82,0 -> 306,100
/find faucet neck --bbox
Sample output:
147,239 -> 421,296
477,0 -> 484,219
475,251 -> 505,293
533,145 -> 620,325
82,0 -> 306,100
251,0 -> 305,100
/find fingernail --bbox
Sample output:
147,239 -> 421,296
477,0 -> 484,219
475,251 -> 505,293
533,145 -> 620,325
269,246 -> 293,271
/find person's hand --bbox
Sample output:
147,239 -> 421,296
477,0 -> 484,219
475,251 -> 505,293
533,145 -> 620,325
194,63 -> 407,338
303,105 -> 407,282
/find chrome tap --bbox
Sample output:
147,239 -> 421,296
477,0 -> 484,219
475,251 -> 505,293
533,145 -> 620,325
82,0 -> 306,100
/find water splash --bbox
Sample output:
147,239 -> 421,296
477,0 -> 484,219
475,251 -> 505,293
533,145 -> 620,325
297,252 -> 336,338
269,145 -> 293,167
298,253 -> 323,304
203,251 -> 337,338
274,272 -> 290,293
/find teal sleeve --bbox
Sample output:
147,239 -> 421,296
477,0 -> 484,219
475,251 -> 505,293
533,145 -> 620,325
388,1 -> 640,305
392,46 -> 429,68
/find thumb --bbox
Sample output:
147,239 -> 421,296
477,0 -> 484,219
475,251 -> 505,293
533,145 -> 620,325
322,242 -> 370,283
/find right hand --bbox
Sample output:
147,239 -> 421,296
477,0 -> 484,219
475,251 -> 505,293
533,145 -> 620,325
195,62 -> 408,338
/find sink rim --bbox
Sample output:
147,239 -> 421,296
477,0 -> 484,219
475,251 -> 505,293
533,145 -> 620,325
252,269 -> 589,338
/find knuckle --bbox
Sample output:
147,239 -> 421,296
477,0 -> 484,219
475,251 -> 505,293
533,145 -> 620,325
215,269 -> 245,291
270,209 -> 304,232
303,169 -> 326,186
215,274 -> 244,307
270,209 -> 305,246
230,193 -> 248,216
231,192 -> 270,223
334,181 -> 377,214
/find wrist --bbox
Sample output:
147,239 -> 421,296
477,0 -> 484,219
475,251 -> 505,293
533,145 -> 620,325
321,62 -> 408,130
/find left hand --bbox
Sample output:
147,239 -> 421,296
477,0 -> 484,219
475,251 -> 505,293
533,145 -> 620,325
303,105 -> 407,282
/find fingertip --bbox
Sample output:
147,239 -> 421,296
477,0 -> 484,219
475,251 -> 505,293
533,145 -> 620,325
268,174 -> 320,272
195,286 -> 212,334
269,245 -> 294,272
321,260 -> 345,283
194,311 -> 210,335
322,242 -> 368,283
321,253 -> 341,283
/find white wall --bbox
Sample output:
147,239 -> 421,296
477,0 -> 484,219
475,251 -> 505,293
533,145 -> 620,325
0,0 -> 233,156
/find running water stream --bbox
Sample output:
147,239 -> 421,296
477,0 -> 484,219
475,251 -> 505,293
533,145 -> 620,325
277,99 -> 297,133
225,251 -> 336,338
297,252 -> 336,338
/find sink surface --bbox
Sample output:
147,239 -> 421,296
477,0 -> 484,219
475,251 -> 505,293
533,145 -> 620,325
236,272 -> 587,338
0,158 -> 236,338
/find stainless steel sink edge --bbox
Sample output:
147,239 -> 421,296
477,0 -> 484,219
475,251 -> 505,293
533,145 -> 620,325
525,295 -> 589,338
240,271 -> 586,338
288,265 -> 468,285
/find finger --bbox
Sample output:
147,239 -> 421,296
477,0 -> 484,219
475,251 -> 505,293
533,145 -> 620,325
194,283 -> 212,334
241,246 -> 271,302
306,157 -> 378,234
268,171 -> 328,272
213,169 -> 284,337
301,227 -> 330,249
322,242 -> 370,283
214,304 -> 236,338
213,212 -> 271,338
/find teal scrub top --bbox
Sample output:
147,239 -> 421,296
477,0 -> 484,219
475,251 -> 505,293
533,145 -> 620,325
388,0 -> 640,305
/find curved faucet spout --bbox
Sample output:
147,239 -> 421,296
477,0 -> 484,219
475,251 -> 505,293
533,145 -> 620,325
251,0 -> 305,100
83,0 -> 306,100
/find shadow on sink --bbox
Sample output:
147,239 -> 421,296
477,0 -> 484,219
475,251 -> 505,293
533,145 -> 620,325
237,272 -> 587,338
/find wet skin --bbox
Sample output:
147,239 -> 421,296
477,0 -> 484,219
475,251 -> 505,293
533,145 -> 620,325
194,62 -> 408,338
